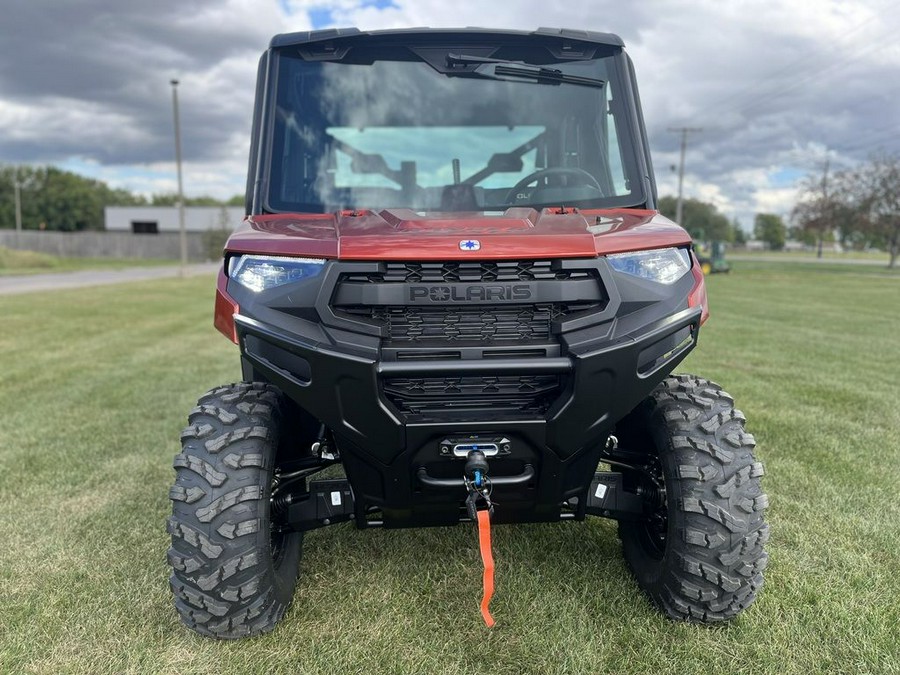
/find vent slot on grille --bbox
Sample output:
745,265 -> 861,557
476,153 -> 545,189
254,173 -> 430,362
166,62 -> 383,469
339,304 -> 597,344
341,261 -> 595,284
383,374 -> 561,420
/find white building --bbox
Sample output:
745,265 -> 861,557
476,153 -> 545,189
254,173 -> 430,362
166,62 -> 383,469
104,206 -> 245,234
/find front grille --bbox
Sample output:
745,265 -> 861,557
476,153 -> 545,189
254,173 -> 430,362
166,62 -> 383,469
340,260 -> 595,284
383,374 -> 561,419
329,259 -> 603,420
339,303 -> 598,343
374,304 -> 561,343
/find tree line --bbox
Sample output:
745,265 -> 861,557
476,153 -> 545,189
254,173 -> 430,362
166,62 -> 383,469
792,154 -> 900,268
758,155 -> 900,266
0,165 -> 242,232
659,153 -> 900,268
4,154 -> 898,267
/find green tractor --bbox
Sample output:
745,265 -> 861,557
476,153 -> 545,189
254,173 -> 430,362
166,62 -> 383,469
693,240 -> 730,275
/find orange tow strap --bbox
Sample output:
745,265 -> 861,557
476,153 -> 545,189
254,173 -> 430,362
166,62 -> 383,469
476,509 -> 496,627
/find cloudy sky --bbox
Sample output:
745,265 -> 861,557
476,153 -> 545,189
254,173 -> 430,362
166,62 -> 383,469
2,0 -> 899,228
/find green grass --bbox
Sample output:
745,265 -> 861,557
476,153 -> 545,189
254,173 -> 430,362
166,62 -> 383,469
0,246 -> 177,275
1,262 -> 899,674
731,247 -> 894,263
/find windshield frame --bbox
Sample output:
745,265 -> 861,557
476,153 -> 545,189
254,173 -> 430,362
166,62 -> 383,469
253,35 -> 652,215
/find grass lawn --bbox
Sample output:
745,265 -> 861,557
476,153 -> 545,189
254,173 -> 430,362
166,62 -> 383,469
730,248 -> 895,264
0,246 -> 177,276
1,261 -> 898,674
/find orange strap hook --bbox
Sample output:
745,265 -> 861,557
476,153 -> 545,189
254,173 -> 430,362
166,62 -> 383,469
476,509 -> 496,627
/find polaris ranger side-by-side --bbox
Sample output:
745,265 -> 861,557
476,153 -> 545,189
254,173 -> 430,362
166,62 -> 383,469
167,27 -> 768,638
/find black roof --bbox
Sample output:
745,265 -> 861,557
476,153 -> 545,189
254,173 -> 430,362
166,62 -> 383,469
269,26 -> 624,49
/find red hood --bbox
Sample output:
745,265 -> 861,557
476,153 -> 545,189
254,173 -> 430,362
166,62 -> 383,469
225,207 -> 690,260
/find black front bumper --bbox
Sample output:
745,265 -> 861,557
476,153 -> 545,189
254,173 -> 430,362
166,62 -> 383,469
230,257 -> 701,527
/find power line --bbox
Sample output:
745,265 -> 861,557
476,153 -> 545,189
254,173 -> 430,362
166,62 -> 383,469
660,3 -> 900,215
705,9 -> 889,112
694,0 -> 900,124
724,38 -> 900,123
827,120 -> 900,155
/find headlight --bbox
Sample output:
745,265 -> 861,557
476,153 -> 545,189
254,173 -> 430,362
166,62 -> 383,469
606,247 -> 691,284
228,255 -> 325,292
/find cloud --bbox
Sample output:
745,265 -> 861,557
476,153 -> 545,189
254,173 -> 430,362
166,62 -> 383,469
0,0 -> 304,196
1,0 -> 899,221
310,0 -> 900,224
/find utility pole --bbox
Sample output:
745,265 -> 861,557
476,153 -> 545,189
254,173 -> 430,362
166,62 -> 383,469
171,79 -> 188,276
668,127 -> 703,227
13,172 -> 22,248
818,157 -> 829,260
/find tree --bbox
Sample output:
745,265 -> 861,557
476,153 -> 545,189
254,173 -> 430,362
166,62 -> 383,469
792,160 -> 847,258
151,193 -> 226,207
788,224 -> 815,246
1,165 -> 147,231
730,218 -> 747,246
754,213 -> 787,250
658,195 -> 732,242
847,153 -> 900,268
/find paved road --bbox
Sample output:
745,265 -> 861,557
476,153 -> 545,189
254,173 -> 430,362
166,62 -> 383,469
0,262 -> 220,296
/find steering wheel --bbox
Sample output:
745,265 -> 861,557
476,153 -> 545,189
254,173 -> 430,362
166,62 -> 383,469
505,167 -> 603,203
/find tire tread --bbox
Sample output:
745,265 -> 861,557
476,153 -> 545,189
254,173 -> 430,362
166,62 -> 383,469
167,382 -> 302,639
619,374 -> 768,623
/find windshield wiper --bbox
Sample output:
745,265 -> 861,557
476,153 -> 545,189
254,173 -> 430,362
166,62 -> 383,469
446,53 -> 605,89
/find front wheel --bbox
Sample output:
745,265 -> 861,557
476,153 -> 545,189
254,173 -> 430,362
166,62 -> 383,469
616,375 -> 769,622
167,382 -> 303,639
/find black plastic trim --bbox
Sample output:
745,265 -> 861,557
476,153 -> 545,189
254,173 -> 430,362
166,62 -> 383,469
270,27 -> 624,50
417,464 -> 535,490
377,358 -> 572,376
333,279 -> 603,306
229,254 -> 702,528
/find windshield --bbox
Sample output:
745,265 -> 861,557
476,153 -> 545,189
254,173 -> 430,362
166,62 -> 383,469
266,44 -> 642,213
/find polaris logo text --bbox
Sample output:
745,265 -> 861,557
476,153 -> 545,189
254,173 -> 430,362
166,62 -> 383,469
409,284 -> 533,302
